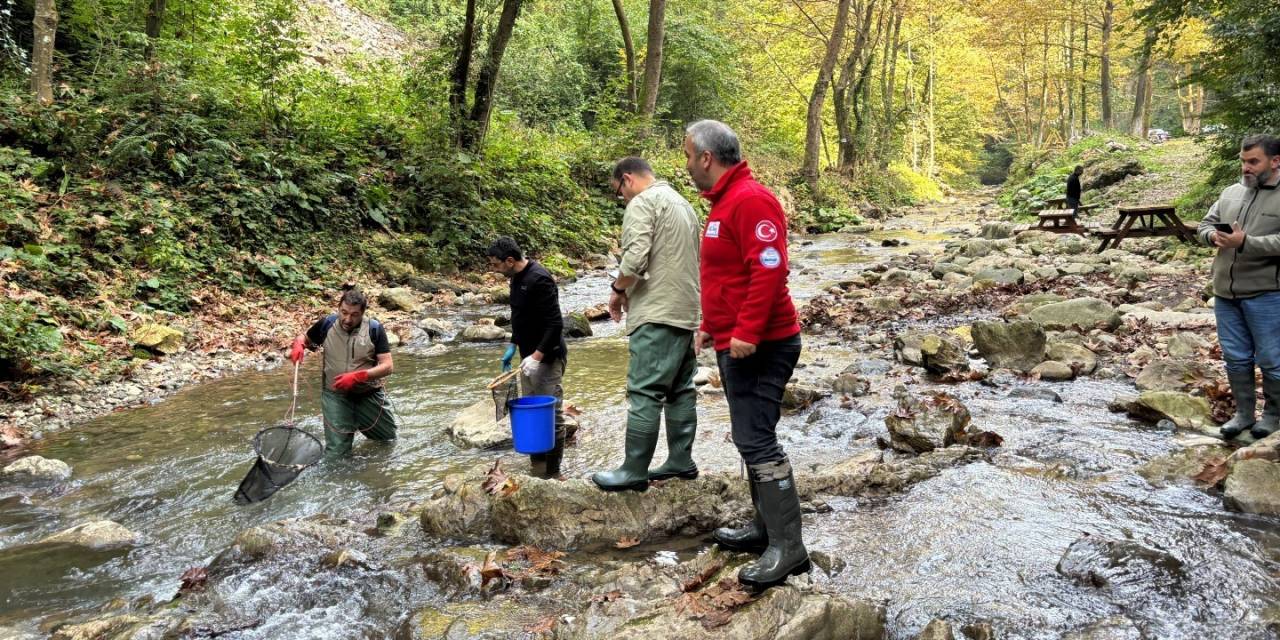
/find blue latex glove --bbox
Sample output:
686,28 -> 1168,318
501,344 -> 516,372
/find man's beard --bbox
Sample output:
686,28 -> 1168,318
1243,168 -> 1273,188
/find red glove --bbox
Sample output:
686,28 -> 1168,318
332,370 -> 369,392
289,336 -> 307,363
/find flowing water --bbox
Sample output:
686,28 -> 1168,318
2,199 -> 1279,639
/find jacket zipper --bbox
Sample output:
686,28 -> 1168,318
1230,189 -> 1261,298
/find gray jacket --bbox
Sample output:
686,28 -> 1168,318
1198,181 -> 1280,299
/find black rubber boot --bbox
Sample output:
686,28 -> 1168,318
1250,375 -> 1280,440
737,459 -> 810,591
591,429 -> 658,492
1220,370 -> 1257,440
712,479 -> 766,553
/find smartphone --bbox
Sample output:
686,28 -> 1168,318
1213,223 -> 1235,233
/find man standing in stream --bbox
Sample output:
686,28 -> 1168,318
684,119 -> 809,591
1198,134 -> 1280,441
488,236 -> 569,479
591,157 -> 702,492
289,284 -> 400,460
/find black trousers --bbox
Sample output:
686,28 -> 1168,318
716,333 -> 802,466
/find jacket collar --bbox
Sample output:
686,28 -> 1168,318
700,162 -> 752,204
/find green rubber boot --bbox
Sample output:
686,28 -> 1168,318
1220,370 -> 1257,440
1250,375 -> 1280,440
648,399 -> 698,481
712,479 -> 766,553
591,428 -> 658,492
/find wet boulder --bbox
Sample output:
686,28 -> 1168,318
1134,359 -> 1217,392
49,615 -> 152,640
972,267 -> 1024,286
1007,387 -> 1063,402
1119,307 -> 1216,330
1224,460 -> 1280,516
447,399 -> 513,449
39,520 -> 139,551
1137,442 -> 1231,488
1002,293 -> 1065,317
1063,616 -> 1143,640
217,515 -> 362,565
959,239 -> 997,258
783,384 -> 826,412
1057,535 -> 1184,595
1232,431 -> 1280,463
1032,360 -> 1075,381
1166,332 -> 1210,358
457,324 -> 509,343
563,312 -> 593,338
979,222 -> 1016,240
884,390 -> 971,454
2,455 -> 72,483
1026,297 -> 1122,332
1046,342 -> 1098,376
831,369 -> 871,396
972,320 -> 1046,372
131,322 -> 184,355
916,619 -> 956,640
417,317 -> 454,338
894,332 -> 968,375
377,287 -> 418,312
584,304 -> 611,321
1126,391 -> 1213,430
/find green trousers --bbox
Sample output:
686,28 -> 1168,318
627,323 -> 698,442
321,388 -> 399,460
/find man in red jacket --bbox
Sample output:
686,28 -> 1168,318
684,119 -> 808,591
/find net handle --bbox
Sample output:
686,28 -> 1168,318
284,361 -> 300,425
487,369 -> 519,390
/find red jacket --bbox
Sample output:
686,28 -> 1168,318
699,162 -> 801,351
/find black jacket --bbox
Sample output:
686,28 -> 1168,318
1066,173 -> 1082,202
509,261 -> 566,361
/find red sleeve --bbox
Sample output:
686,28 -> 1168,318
731,195 -> 789,344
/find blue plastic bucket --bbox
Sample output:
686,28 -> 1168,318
509,395 -> 556,454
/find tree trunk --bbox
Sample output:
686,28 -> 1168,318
835,0 -> 876,171
611,0 -> 637,112
1081,17 -> 1088,133
1128,28 -> 1156,138
1100,0 -> 1114,130
879,4 -> 901,164
461,0 -> 523,151
803,0 -> 853,195
145,0 -> 166,60
638,0 -> 666,118
926,14 -> 936,177
449,0 -> 478,141
1035,23 -> 1049,147
1065,8 -> 1074,141
31,0 -> 57,105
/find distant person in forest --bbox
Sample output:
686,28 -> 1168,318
488,236 -> 569,479
1066,165 -> 1084,212
288,284 -> 399,460
1198,134 -> 1280,441
684,119 -> 809,591
591,156 -> 702,492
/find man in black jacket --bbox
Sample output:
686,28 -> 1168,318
1066,165 -> 1084,212
487,236 -> 568,479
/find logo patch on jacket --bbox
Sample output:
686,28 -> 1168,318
755,220 -> 779,242
760,247 -> 782,269
706,221 -> 720,238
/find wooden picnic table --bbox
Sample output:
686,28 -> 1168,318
1093,204 -> 1197,252
1036,209 -> 1086,235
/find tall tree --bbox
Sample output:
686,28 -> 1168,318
834,0 -> 879,171
638,0 -> 666,118
449,0 -> 478,142
460,0 -> 524,151
803,0 -> 854,195
145,0 -> 166,60
1100,0 -> 1114,129
31,0 -> 57,105
1128,27 -> 1156,137
611,0 -> 638,111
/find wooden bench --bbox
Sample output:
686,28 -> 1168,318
1094,204 -> 1197,252
1036,209 -> 1086,235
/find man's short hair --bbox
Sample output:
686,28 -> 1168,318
612,157 -> 654,182
685,120 -> 742,166
1074,165 -> 1084,174
1241,134 -> 1280,157
339,283 -> 367,310
487,236 -> 523,262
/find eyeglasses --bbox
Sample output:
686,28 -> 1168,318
613,176 -> 627,200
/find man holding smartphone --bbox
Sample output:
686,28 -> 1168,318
1198,134 -> 1280,440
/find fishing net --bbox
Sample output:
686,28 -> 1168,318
233,364 -> 325,505
489,370 -> 520,421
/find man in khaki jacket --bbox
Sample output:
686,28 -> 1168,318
1198,134 -> 1280,440
592,157 -> 702,491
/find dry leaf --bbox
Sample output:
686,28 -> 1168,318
178,567 -> 208,594
614,537 -> 641,549
564,404 -> 583,417
481,458 -> 521,497
525,616 -> 557,634
505,545 -> 566,577
1192,457 -> 1230,487
680,558 -> 725,593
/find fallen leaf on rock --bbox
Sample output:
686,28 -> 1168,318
505,545 -> 566,576
179,567 -> 208,594
680,558 -> 726,593
481,458 -> 520,497
525,616 -> 557,634
565,404 -> 583,417
615,536 -> 641,549
1192,457 -> 1230,487
463,550 -> 513,590
590,589 -> 623,603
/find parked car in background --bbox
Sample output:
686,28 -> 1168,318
1147,128 -> 1171,143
